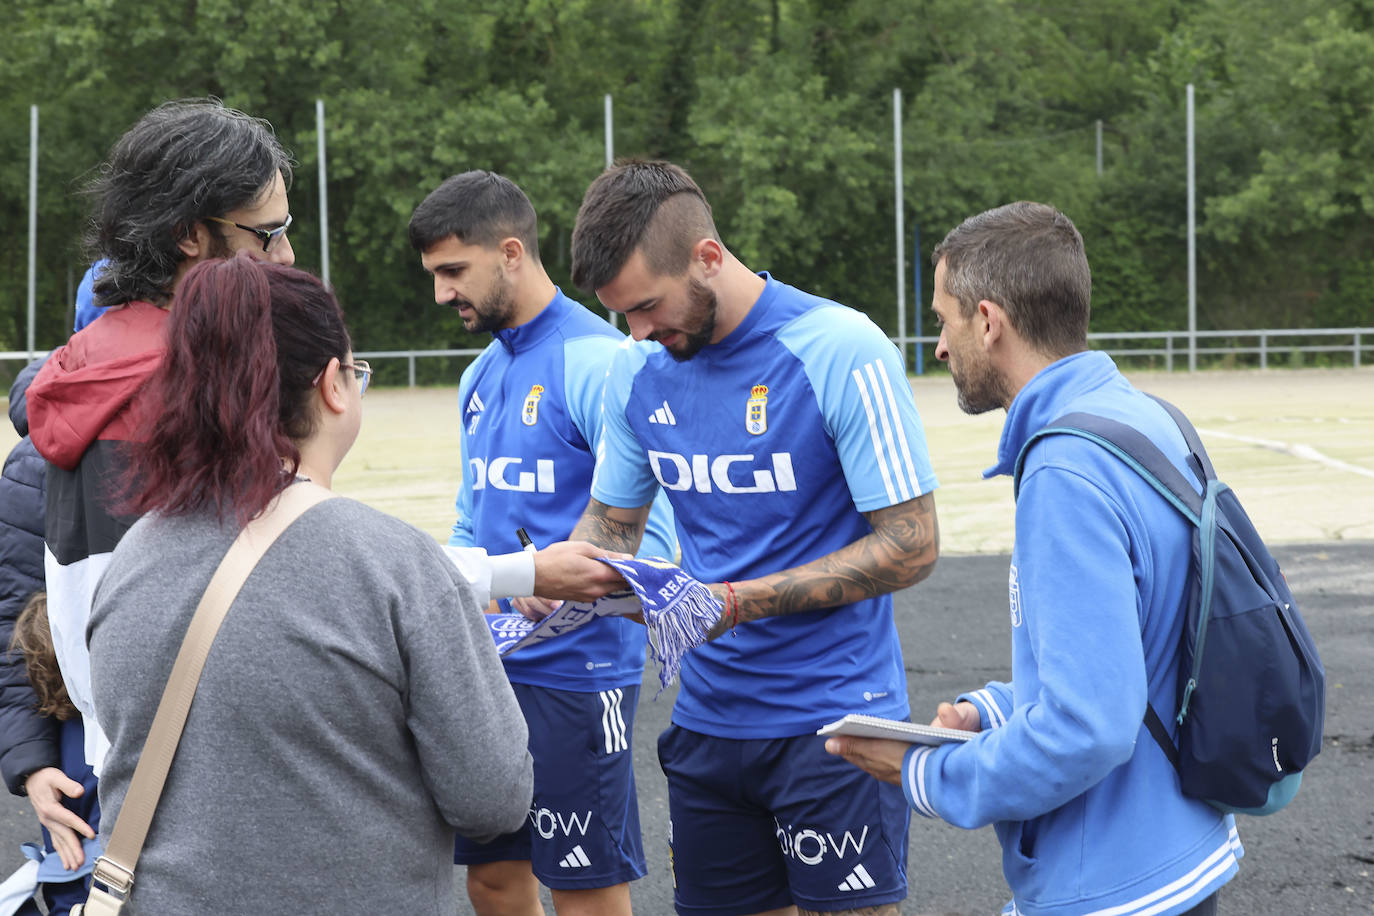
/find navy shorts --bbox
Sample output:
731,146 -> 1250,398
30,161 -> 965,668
455,682 -> 646,890
658,723 -> 910,915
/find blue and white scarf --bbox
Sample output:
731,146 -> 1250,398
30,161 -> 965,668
484,556 -> 721,694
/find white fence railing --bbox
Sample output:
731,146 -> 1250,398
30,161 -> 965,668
897,326 -> 1372,374
4,327 -> 1370,387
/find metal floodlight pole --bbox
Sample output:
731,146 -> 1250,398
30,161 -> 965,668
317,99 -> 331,290
28,105 -> 38,358
1096,119 -> 1103,177
913,223 -> 924,375
894,89 -> 906,361
1186,83 -> 1197,372
604,93 -> 614,168
604,93 -> 619,328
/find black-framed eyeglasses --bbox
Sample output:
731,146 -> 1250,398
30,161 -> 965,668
204,213 -> 293,253
312,358 -> 372,396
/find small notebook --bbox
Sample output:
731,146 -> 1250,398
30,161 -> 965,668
816,714 -> 976,746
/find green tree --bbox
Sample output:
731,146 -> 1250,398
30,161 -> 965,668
1,0 -> 1371,365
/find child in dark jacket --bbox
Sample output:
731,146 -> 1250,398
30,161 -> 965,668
0,356 -> 100,916
0,591 -> 100,916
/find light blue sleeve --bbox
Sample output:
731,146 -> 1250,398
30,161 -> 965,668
563,333 -> 621,458
589,342 -> 661,510
958,683 -> 1014,731
448,361 -> 479,549
778,307 -> 938,512
565,335 -> 678,560
903,465 -> 1148,828
637,492 -> 678,562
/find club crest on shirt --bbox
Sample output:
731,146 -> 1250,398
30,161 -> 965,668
745,384 -> 769,435
522,384 -> 545,426
1008,564 -> 1023,628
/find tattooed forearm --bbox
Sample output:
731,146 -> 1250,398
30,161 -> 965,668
570,497 -> 649,554
728,492 -> 939,626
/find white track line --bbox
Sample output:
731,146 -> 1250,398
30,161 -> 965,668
1197,427 -> 1374,479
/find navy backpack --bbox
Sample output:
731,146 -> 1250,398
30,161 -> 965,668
1014,395 -> 1326,815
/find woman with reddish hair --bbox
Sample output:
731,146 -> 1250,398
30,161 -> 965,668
86,254 -> 534,914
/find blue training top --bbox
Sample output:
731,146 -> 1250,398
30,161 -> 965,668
451,289 -> 676,690
593,274 -> 938,737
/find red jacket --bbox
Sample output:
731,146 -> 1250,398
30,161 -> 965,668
28,301 -> 167,472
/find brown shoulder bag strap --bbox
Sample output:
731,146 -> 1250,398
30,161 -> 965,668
77,481 -> 338,916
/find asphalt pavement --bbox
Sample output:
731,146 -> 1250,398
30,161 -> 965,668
0,543 -> 1367,914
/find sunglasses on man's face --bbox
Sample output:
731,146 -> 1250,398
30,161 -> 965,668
204,213 -> 293,253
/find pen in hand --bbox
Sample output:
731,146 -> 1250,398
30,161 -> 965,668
512,527 -> 559,621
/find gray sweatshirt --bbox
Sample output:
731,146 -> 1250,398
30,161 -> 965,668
89,496 -> 532,915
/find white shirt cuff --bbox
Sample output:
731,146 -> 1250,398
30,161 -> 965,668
487,551 -> 536,600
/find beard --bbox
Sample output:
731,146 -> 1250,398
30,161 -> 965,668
657,277 -> 718,362
205,226 -> 236,260
950,353 -> 1009,415
457,273 -> 518,334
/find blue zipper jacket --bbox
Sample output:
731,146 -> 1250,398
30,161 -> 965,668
901,352 -> 1241,916
451,289 -> 675,689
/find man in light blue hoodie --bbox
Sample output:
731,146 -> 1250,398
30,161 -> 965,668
827,201 -> 1241,916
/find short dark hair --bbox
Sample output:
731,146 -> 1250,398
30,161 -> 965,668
570,159 -> 717,292
932,201 -> 1091,358
408,170 -> 541,260
86,98 -> 293,308
124,253 -> 350,526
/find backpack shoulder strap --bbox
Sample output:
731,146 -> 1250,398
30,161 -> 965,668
1143,703 -> 1182,769
1012,402 -> 1216,767
1012,410 -> 1203,525
1145,394 -> 1216,484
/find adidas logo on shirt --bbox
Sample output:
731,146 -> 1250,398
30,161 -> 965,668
465,392 -> 485,435
837,863 -> 877,892
648,400 -> 677,425
558,845 -> 592,868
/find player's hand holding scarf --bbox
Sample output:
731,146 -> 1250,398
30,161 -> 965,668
484,557 -> 721,695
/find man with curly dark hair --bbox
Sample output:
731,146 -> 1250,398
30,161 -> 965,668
27,99 -> 297,780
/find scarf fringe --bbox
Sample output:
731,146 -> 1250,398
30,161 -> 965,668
484,559 -> 723,700
645,587 -> 723,697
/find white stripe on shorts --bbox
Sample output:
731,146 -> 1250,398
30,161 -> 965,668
600,688 -> 628,754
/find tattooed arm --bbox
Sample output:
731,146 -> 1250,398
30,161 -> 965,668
706,491 -> 939,638
570,491 -> 937,635
570,497 -> 653,556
